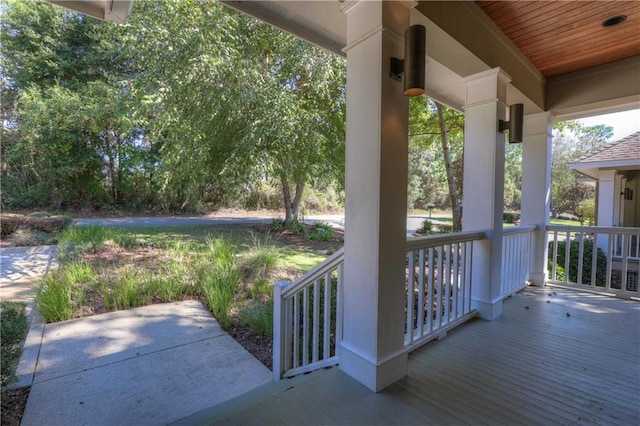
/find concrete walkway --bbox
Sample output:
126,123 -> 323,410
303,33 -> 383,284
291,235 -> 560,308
21,301 -> 271,426
1,248 -> 271,425
0,245 -> 57,304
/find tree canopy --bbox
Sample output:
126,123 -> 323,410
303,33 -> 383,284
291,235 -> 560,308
1,0 -> 345,217
1,0 -> 614,222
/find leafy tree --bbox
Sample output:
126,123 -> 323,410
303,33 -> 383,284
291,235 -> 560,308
409,97 -> 464,230
122,0 -> 345,219
8,85 -> 105,208
2,0 -> 345,216
1,0 -> 141,209
550,122 -> 613,213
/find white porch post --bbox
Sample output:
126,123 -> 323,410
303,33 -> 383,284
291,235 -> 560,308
462,68 -> 509,320
597,170 -> 617,251
338,1 -> 412,392
521,112 -> 554,286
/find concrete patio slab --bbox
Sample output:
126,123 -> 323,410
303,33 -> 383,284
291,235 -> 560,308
22,301 -> 272,426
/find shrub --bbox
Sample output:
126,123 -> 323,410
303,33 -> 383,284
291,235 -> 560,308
308,222 -> 334,241
548,239 -> 607,285
575,199 -> 596,225
271,219 -> 284,231
242,244 -> 281,279
422,219 -> 433,233
0,216 -> 23,236
240,301 -> 273,337
290,218 -> 306,236
503,211 -> 520,223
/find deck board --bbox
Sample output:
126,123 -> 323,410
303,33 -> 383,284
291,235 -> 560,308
180,287 -> 640,425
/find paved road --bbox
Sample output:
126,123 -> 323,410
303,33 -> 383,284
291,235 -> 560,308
76,214 -> 443,236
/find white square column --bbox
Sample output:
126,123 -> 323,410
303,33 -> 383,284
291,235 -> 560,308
521,112 -> 554,286
596,170 -> 617,252
462,68 -> 510,320
338,0 -> 413,392
597,170 -> 617,227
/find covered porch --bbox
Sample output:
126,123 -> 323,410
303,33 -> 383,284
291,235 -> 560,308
178,286 -> 640,424
50,0 -> 640,417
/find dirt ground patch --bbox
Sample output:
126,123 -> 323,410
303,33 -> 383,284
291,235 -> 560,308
1,387 -> 30,426
251,224 -> 344,253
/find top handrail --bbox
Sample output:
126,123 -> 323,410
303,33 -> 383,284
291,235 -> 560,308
547,225 -> 640,234
406,231 -> 487,251
503,225 -> 537,235
281,230 -> 489,298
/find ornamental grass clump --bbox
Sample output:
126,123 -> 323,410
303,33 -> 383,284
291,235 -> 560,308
199,265 -> 242,329
37,275 -> 83,322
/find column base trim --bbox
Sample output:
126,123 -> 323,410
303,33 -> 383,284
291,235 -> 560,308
338,342 -> 408,392
472,298 -> 503,320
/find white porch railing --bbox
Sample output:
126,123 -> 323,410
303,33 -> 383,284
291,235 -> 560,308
547,225 -> 640,298
613,233 -> 640,260
404,231 -> 485,352
500,225 -> 535,298
273,231 -> 488,380
273,248 -> 344,380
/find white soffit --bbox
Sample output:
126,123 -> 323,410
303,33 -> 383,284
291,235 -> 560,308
221,1 -> 347,55
47,0 -> 134,24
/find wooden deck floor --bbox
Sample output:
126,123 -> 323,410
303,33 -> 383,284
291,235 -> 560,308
178,287 -> 640,425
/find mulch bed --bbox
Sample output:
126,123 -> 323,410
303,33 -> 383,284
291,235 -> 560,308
1,387 -> 30,426
251,224 -> 344,254
227,320 -> 273,368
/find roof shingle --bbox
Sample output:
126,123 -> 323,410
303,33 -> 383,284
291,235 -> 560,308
574,131 -> 640,164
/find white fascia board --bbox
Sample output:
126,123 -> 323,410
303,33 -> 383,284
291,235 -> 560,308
570,159 -> 640,171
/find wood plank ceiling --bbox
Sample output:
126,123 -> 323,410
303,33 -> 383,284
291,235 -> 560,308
476,1 -> 640,78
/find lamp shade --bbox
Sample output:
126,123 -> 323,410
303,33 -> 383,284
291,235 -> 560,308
508,103 -> 524,143
404,25 -> 426,97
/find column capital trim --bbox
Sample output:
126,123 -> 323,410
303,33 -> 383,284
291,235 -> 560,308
342,25 -> 403,53
462,67 -> 511,85
463,98 -> 507,110
524,111 -> 555,138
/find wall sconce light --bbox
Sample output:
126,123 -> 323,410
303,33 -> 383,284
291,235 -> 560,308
499,103 -> 524,143
624,188 -> 634,201
390,25 -> 426,97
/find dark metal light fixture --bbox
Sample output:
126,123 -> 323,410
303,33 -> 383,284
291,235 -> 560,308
390,25 -> 426,97
602,15 -> 627,27
499,103 -> 524,143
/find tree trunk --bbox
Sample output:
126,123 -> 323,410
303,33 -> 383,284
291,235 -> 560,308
281,178 -> 306,225
435,101 -> 462,231
282,177 -> 294,225
291,181 -> 305,219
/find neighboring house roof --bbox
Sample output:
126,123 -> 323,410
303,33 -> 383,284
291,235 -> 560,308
569,131 -> 640,180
